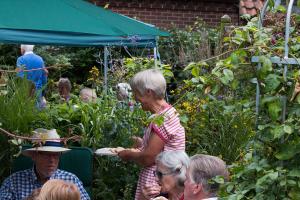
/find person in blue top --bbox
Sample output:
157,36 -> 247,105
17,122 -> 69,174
0,129 -> 90,200
16,44 -> 48,107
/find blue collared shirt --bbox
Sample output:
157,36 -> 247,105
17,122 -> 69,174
16,52 -> 47,90
0,168 -> 90,200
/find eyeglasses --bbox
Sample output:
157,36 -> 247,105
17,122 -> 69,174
38,152 -> 61,158
153,170 -> 175,179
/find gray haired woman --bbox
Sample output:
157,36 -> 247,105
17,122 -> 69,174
117,69 -> 186,200
143,151 -> 189,200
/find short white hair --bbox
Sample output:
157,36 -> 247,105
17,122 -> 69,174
156,151 -> 189,187
116,82 -> 132,100
20,44 -> 34,52
130,69 -> 166,99
80,88 -> 97,102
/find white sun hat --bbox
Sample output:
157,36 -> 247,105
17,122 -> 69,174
22,128 -> 70,156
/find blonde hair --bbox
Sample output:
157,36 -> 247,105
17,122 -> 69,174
37,179 -> 80,200
130,69 -> 166,99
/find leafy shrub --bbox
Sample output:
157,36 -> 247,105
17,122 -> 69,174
179,2 -> 300,199
0,76 -> 52,183
178,100 -> 254,163
46,95 -> 147,199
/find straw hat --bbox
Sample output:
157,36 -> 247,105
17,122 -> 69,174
22,129 -> 70,157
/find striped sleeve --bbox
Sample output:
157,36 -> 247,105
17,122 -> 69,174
151,107 -> 185,151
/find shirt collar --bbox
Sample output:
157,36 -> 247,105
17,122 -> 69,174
31,166 -> 59,183
24,51 -> 34,55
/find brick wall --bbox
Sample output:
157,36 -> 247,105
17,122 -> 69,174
90,0 -> 240,29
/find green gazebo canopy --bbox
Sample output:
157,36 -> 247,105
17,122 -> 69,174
0,0 -> 169,47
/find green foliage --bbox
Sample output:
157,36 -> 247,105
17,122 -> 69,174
110,57 -> 173,86
181,4 -> 300,199
0,77 -> 50,134
177,96 -> 254,163
0,76 -> 147,199
45,95 -> 147,199
0,76 -> 52,183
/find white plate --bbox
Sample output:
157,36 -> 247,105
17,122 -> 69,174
95,148 -> 117,156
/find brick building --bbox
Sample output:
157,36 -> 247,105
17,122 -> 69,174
90,0 -> 240,28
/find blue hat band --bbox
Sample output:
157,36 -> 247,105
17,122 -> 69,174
43,141 -> 63,147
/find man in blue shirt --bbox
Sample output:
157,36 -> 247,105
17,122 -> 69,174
16,44 -> 48,107
0,129 -> 90,200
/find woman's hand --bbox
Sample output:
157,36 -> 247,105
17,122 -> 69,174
110,147 -> 125,154
118,149 -> 134,161
142,184 -> 161,199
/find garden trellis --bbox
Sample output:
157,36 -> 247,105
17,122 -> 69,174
0,0 -> 169,92
251,0 -> 300,126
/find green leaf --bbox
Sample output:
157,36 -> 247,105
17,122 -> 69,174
268,0 -> 275,9
275,144 -> 300,160
264,74 -> 281,92
226,184 -> 234,193
163,70 -> 174,78
151,115 -> 164,126
198,61 -> 209,67
210,175 -> 225,185
257,171 -> 278,185
298,0 -> 300,8
275,5 -> 287,13
271,126 -> 284,139
231,79 -> 239,90
267,101 -> 282,121
191,66 -> 200,77
261,56 -> 273,73
289,188 -> 300,199
223,69 -> 234,81
230,53 -> 239,66
288,169 -> 300,177
291,44 -> 300,52
283,125 -> 293,134
179,115 -> 189,123
296,15 -> 300,23
184,62 -> 196,71
261,96 -> 279,105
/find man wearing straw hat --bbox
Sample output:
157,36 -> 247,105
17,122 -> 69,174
0,129 -> 90,200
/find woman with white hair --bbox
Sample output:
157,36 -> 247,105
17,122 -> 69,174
79,88 -> 97,103
143,151 -> 189,200
117,69 -> 186,200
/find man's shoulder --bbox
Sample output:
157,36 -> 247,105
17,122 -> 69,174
21,53 -> 43,61
54,169 -> 80,180
3,169 -> 33,183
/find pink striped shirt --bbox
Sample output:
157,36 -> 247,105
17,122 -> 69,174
135,104 -> 185,200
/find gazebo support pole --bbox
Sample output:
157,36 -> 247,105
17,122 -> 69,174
103,46 -> 108,94
154,47 -> 157,68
